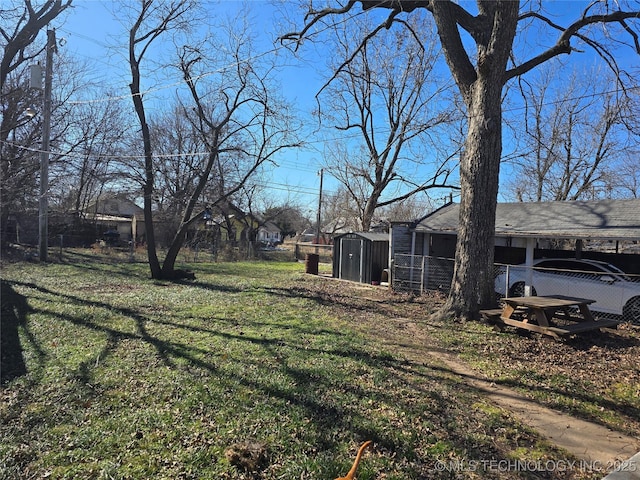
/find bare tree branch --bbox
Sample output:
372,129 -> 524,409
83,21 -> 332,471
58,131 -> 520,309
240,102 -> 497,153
280,0 -> 358,47
316,12 -> 460,229
0,0 -> 72,89
507,10 -> 640,81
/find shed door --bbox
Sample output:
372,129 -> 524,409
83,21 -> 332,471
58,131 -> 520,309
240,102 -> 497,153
340,238 -> 362,282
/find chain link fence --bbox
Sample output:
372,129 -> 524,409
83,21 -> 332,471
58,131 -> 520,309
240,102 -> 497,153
393,254 -> 640,324
8,237 -> 300,264
392,254 -> 454,294
294,243 -> 333,264
494,261 -> 640,324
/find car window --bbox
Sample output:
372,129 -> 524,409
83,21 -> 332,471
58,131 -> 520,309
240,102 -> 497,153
535,260 -> 567,270
535,260 -> 604,280
599,263 -> 633,281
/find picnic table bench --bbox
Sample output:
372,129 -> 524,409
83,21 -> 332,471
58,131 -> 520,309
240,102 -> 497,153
481,295 -> 619,339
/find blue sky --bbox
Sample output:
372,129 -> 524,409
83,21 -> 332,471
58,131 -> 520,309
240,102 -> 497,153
57,0 -> 335,212
51,1 -> 639,213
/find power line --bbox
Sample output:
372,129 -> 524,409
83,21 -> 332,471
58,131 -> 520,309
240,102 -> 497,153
5,70 -> 637,162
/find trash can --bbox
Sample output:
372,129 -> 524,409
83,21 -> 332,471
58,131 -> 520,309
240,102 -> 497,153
305,253 -> 319,275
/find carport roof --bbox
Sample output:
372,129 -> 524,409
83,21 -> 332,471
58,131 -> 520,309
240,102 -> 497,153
413,199 -> 640,241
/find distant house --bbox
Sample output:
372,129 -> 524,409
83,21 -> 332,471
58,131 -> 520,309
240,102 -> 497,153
83,195 -> 145,244
206,202 -> 261,244
257,221 -> 282,245
322,216 -> 357,236
298,227 -> 331,244
2,195 -> 145,248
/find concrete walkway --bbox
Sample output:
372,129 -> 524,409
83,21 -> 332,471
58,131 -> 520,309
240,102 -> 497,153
375,322 -> 640,479
428,347 -> 640,478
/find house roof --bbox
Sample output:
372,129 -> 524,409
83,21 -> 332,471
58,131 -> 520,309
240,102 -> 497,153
259,221 -> 281,233
335,232 -> 389,242
414,199 -> 640,241
84,195 -> 144,222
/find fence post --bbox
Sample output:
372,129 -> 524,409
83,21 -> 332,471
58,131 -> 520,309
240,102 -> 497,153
504,265 -> 510,298
409,254 -> 415,285
130,239 -> 136,263
420,255 -> 426,294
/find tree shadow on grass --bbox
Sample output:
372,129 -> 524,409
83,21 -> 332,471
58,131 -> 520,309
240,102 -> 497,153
4,273 -> 601,478
1,280 -> 32,384
5,278 -> 444,449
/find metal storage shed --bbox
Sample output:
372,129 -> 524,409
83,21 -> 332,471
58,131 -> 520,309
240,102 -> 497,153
333,232 -> 390,284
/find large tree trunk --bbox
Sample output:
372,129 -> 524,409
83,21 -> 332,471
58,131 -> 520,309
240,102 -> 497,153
132,83 -> 162,280
443,78 -> 503,318
433,2 -> 519,319
142,180 -> 162,279
361,193 -> 380,231
129,8 -> 161,279
161,212 -> 202,278
161,230 -> 187,277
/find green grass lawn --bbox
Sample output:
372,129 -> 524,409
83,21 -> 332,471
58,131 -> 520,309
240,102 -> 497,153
0,255 -> 621,479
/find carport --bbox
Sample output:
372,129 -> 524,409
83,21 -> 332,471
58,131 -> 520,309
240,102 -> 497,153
391,198 -> 640,294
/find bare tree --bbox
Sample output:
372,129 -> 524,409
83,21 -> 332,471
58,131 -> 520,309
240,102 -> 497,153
321,186 -> 362,234
284,1 -> 640,319
167,27 -> 300,272
0,64 -> 41,246
127,0 -> 193,278
317,12 -> 459,230
1,0 -> 71,246
597,77 -> 640,199
0,0 -> 72,90
617,155 -> 640,199
144,105 -> 207,247
377,194 -> 435,223
53,94 -> 130,215
126,2 -> 300,277
262,203 -> 310,238
507,66 -> 639,202
1,46 -> 111,246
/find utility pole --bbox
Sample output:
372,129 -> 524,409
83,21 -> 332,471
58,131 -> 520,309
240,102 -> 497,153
315,168 -> 323,246
39,29 -> 55,262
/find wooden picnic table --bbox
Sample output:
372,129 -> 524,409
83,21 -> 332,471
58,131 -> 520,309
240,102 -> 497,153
483,295 -> 619,339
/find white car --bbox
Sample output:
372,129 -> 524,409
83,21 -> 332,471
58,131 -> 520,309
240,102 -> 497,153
495,258 -> 640,324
